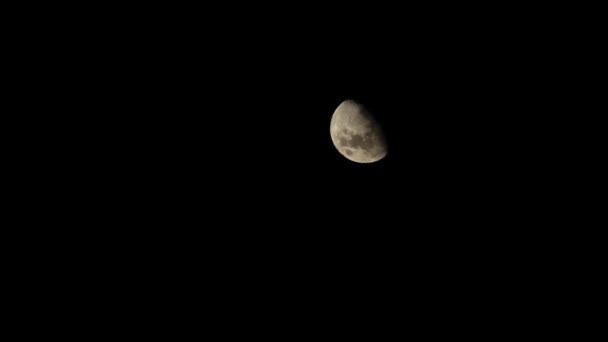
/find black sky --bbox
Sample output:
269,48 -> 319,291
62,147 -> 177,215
21,5 -> 593,323
73,4 -> 578,279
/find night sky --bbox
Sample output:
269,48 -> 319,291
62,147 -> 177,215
127,40 -> 524,208
112,35 -> 540,261
70,5 -> 578,308
23,4 -> 592,328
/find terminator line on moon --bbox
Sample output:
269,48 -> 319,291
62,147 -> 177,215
330,99 -> 388,163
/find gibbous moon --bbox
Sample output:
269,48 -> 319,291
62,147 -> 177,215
330,99 -> 387,163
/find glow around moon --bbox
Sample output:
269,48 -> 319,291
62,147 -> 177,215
330,100 -> 387,163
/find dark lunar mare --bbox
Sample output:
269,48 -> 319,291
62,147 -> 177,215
340,128 -> 380,151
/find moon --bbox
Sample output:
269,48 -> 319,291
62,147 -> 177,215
330,99 -> 387,163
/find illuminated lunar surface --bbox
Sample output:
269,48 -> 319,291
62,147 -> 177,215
330,100 -> 387,163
